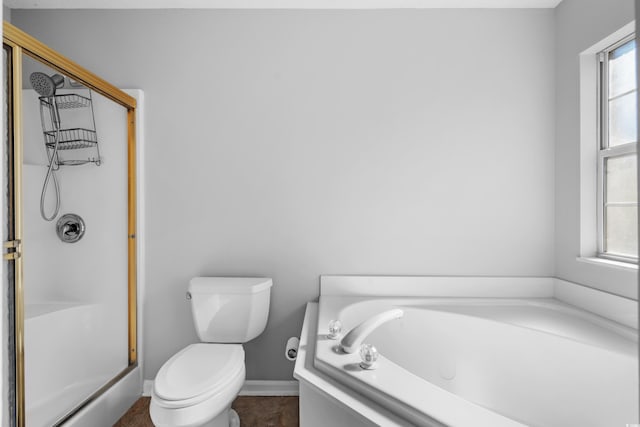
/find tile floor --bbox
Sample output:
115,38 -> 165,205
113,396 -> 299,427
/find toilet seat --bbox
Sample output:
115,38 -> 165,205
153,343 -> 244,409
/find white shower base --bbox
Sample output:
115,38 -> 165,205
25,302 -> 128,427
27,376 -> 110,427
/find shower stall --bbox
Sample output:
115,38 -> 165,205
3,22 -> 142,427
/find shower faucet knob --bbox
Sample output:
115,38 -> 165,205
56,213 -> 85,243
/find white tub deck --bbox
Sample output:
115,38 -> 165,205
296,276 -> 639,427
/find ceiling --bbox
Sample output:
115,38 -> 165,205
4,0 -> 563,9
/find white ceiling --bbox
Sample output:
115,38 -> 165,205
4,0 -> 563,9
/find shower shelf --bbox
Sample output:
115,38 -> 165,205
40,93 -> 92,109
44,128 -> 97,150
38,90 -> 101,167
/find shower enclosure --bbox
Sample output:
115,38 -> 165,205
3,22 -> 140,427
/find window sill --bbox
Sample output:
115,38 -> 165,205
576,256 -> 638,271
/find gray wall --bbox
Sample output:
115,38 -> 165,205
12,9 -> 555,381
554,0 -> 636,298
3,6 -> 11,22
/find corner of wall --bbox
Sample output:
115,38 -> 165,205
3,6 -> 11,23
553,0 -> 637,300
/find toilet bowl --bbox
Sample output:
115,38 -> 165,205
150,278 -> 272,427
150,344 -> 245,427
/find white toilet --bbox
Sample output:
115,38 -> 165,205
150,277 -> 273,427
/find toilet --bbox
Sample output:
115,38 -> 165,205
150,277 -> 273,427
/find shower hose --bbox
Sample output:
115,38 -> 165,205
40,116 -> 61,221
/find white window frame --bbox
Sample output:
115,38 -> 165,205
596,33 -> 638,264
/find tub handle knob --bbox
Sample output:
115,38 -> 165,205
327,320 -> 343,339
359,343 -> 379,370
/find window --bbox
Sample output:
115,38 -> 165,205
598,35 -> 638,262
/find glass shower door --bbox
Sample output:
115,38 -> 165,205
3,22 -> 138,427
21,56 -> 130,427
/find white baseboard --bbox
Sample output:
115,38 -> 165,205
143,380 -> 153,397
142,379 -> 299,397
240,380 -> 299,396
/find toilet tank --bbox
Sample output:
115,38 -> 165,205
188,277 -> 272,343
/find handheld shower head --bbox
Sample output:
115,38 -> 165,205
29,72 -> 64,97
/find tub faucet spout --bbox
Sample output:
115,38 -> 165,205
340,309 -> 404,353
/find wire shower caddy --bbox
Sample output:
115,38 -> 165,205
38,90 -> 101,167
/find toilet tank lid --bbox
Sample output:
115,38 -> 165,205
189,277 -> 273,294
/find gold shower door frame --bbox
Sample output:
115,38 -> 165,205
3,21 -> 138,427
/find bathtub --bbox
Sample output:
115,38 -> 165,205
295,276 -> 639,427
25,302 -> 129,427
